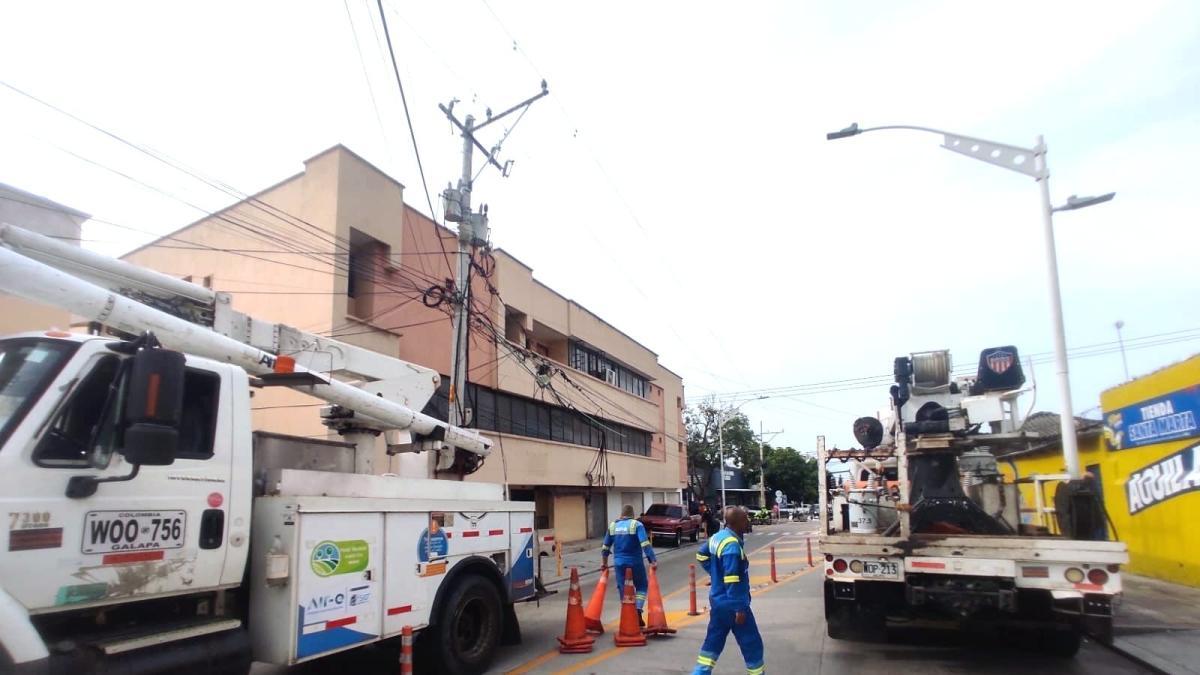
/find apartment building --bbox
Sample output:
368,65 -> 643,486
0,183 -> 89,334
121,145 -> 687,542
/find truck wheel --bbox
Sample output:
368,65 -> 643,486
689,527 -> 698,543
429,574 -> 503,675
674,529 -> 682,547
1037,629 -> 1081,658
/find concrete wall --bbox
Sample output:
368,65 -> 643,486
1003,353 -> 1200,587
0,185 -> 87,334
123,150 -> 347,441
118,144 -> 687,511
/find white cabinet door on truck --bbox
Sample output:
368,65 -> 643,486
296,512 -> 383,661
509,511 -> 536,602
0,339 -> 235,613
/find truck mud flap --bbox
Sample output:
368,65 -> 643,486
502,603 -> 522,646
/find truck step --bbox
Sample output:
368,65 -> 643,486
91,617 -> 243,655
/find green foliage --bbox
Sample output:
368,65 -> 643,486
685,401 -> 761,498
763,445 -> 819,505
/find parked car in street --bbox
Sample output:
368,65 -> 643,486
640,503 -> 702,546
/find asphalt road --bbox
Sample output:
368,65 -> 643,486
489,520 -> 1152,675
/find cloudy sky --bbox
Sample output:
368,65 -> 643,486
2,0 -> 1198,452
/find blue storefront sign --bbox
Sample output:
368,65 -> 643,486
1104,386 -> 1200,451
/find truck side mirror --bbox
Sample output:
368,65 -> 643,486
121,348 -> 185,466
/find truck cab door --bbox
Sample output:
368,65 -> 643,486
0,345 -> 235,612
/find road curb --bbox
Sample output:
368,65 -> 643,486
1106,636 -> 1181,675
541,544 -> 693,589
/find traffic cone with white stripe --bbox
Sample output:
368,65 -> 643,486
613,568 -> 647,647
584,567 -> 609,634
556,567 -> 595,653
641,565 -> 676,637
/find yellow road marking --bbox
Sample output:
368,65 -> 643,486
505,649 -> 562,675
550,566 -> 819,675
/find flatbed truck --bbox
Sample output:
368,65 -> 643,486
819,348 -> 1128,655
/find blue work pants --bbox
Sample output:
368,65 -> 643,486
692,606 -> 764,674
612,562 -> 648,611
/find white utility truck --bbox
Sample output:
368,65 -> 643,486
0,224 -> 538,674
819,348 -> 1128,656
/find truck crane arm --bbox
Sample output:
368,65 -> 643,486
0,222 -> 491,460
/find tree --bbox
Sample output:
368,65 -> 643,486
763,445 -> 819,505
685,401 -> 762,502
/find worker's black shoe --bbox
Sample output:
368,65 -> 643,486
638,610 -> 645,628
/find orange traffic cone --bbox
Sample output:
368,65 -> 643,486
584,567 -> 609,634
642,566 -> 676,637
557,567 -> 595,653
613,568 -> 647,647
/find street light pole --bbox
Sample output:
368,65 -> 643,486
826,122 -> 1115,480
1115,320 -> 1130,381
1033,135 -> 1082,479
716,396 -> 767,511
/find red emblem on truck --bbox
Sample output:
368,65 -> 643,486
986,351 -> 1013,375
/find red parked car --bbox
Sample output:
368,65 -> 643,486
639,503 -> 701,547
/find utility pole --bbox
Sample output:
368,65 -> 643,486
437,82 -> 549,473
758,422 -> 783,508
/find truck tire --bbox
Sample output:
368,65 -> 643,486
689,526 -> 698,543
674,529 -> 682,547
429,574 -> 503,675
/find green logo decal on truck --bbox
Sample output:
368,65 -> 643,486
310,539 -> 369,577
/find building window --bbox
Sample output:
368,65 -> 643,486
568,341 -> 649,398
423,380 -> 652,456
347,228 -> 390,319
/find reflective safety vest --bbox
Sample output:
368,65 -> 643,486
601,517 -> 656,565
695,527 -> 750,611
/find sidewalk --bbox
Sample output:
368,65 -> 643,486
539,535 -> 697,588
1113,573 -> 1200,674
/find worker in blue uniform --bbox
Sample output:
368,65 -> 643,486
601,504 -> 657,625
692,506 -> 763,675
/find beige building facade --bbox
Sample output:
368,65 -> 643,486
0,183 -> 89,334
120,146 -> 687,543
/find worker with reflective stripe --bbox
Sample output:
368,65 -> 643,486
601,504 -> 657,624
692,507 -> 763,675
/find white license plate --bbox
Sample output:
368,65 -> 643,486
83,510 -> 187,554
862,561 -> 899,578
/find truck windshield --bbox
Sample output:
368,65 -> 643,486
0,338 -> 78,448
645,504 -> 674,517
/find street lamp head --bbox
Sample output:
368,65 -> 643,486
826,123 -> 861,141
1054,192 -> 1116,212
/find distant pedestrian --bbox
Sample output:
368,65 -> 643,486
601,504 -> 657,626
692,506 -> 763,675
699,503 -> 718,538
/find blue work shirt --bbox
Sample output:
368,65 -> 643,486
695,527 -> 750,611
601,517 -> 657,565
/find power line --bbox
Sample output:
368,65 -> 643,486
342,0 -> 395,168
374,0 -> 438,229
706,328 -> 1200,402
471,2 -> 746,389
